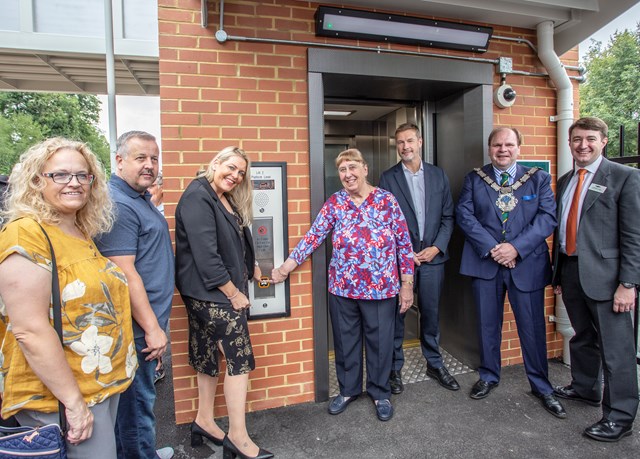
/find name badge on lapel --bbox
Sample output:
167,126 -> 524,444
588,183 -> 606,193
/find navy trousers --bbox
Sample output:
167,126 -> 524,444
393,263 -> 445,370
329,293 -> 396,401
471,266 -> 553,395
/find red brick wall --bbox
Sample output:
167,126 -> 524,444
158,0 -> 581,423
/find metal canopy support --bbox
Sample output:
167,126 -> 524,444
35,54 -> 85,92
121,58 -> 148,95
0,76 -> 17,90
104,0 -> 118,163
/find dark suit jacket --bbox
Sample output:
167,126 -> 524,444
552,157 -> 640,300
379,161 -> 454,264
175,176 -> 255,303
456,164 -> 557,292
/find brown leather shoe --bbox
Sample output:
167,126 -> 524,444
553,385 -> 600,406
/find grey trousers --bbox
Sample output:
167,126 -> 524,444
15,394 -> 120,459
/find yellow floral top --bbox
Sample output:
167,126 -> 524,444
0,219 -> 137,418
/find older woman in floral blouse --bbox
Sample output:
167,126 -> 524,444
272,148 -> 413,422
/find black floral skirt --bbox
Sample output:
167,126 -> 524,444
183,296 -> 255,377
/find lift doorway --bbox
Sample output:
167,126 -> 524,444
308,48 -> 495,401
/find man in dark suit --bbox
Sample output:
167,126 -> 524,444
456,127 -> 566,418
379,123 -> 459,393
552,116 -> 640,442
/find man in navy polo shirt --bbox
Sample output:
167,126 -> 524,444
96,131 -> 175,459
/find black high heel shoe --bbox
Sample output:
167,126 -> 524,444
222,435 -> 274,459
190,421 -> 225,447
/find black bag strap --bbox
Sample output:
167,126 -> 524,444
34,221 -> 68,434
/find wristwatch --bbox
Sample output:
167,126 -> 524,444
620,282 -> 636,289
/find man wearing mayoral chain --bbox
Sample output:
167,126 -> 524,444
456,127 -> 566,418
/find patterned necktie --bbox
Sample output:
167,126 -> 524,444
500,172 -> 509,242
566,169 -> 587,256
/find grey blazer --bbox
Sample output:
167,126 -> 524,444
552,157 -> 640,300
379,161 -> 454,264
175,176 -> 255,303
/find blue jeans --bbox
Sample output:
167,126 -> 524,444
115,336 -> 159,459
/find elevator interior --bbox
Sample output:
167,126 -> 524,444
308,48 -> 494,401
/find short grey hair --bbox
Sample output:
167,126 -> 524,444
116,131 -> 157,158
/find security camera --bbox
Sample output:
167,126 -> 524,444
494,83 -> 516,108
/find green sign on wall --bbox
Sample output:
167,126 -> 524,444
517,160 -> 550,173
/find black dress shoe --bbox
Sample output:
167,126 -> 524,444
426,365 -> 460,391
222,435 -> 274,459
532,392 -> 567,419
553,385 -> 601,406
190,421 -> 225,447
389,370 -> 404,394
584,419 -> 633,442
374,399 -> 394,421
469,379 -> 499,400
328,394 -> 358,415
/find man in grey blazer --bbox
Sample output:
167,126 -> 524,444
379,123 -> 460,393
552,116 -> 640,442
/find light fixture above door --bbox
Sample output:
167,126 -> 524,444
315,6 -> 492,53
323,110 -> 355,117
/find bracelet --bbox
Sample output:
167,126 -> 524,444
227,289 -> 240,300
402,280 -> 414,285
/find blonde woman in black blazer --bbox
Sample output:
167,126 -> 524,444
175,147 -> 273,459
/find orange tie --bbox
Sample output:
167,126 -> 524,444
566,169 -> 587,256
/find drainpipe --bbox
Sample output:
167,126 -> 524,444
536,21 -> 574,364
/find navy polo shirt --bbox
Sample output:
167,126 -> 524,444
95,174 -> 174,339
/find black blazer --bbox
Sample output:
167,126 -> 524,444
175,176 -> 255,303
379,161 -> 454,264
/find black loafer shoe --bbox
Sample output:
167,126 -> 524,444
553,385 -> 601,406
374,399 -> 394,421
469,379 -> 499,400
389,370 -> 404,394
533,392 -> 567,419
426,365 -> 460,391
584,419 -> 633,442
328,394 -> 357,415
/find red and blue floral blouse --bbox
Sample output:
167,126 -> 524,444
290,187 -> 414,300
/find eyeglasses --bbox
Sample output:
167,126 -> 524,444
42,172 -> 95,185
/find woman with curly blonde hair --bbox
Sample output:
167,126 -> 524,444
2,138 -> 113,237
0,138 -> 136,459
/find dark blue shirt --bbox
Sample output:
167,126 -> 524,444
95,174 -> 174,339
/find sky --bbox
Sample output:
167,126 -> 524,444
98,4 -> 640,150
579,2 -> 640,59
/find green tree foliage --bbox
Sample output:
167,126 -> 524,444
0,92 -> 111,174
580,26 -> 640,156
0,114 -> 43,173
